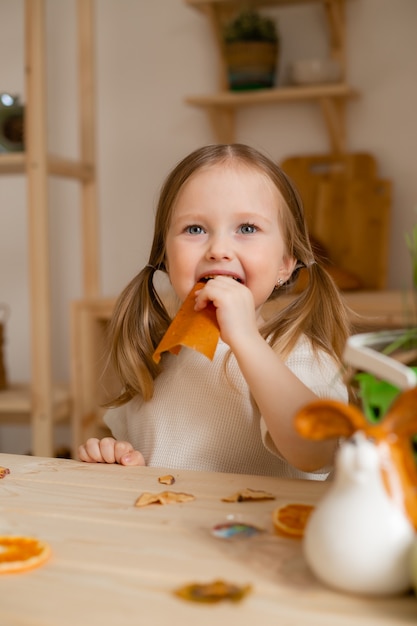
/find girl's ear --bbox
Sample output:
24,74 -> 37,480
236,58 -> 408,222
278,256 -> 297,284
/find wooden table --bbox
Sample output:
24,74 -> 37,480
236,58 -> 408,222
0,454 -> 415,625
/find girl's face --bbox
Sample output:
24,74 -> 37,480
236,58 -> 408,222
165,163 -> 297,309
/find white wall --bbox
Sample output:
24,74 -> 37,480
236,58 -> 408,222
0,0 -> 416,452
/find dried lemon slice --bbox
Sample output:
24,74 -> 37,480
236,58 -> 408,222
272,503 -> 315,538
0,536 -> 51,574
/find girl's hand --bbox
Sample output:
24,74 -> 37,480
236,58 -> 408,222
78,437 -> 146,466
194,276 -> 258,347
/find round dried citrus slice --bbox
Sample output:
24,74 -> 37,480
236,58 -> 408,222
272,503 -> 315,538
0,536 -> 51,574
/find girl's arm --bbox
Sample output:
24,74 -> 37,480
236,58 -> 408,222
231,333 -> 338,472
195,278 -> 338,472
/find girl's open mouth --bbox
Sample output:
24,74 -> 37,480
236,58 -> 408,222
200,275 -> 243,284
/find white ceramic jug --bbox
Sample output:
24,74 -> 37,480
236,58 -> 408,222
304,432 -> 415,596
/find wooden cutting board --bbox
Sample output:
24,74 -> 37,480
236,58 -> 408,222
281,152 -> 378,181
314,177 -> 391,290
281,153 -> 391,290
281,152 -> 378,234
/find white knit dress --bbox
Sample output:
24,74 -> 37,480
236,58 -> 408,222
104,337 -> 348,479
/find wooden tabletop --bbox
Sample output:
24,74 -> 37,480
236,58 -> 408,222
0,453 -> 415,625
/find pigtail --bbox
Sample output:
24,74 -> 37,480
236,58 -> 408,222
105,265 -> 172,405
299,262 -> 351,359
261,262 -> 351,364
260,161 -> 351,365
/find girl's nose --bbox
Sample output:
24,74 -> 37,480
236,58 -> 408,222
206,233 -> 233,260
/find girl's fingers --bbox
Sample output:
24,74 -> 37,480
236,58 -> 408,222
119,449 -> 146,466
99,437 -> 119,463
78,438 -> 146,466
78,437 -> 107,463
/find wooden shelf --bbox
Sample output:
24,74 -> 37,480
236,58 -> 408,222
186,0 -> 348,51
0,153 -> 26,174
0,383 -> 70,423
264,291 -> 417,331
186,82 -> 358,107
186,0 -> 336,9
0,152 -> 95,181
0,0 -> 99,457
184,0 -> 355,152
70,298 -> 118,451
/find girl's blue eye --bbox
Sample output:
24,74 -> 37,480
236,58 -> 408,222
186,225 -> 204,235
239,223 -> 257,234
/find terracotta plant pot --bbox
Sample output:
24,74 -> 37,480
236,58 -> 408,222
224,41 -> 278,91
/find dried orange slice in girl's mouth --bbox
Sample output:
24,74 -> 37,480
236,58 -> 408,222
272,503 -> 315,538
0,536 -> 51,573
152,281 -> 220,363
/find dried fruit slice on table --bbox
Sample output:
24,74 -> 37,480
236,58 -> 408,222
134,491 -> 195,507
0,466 -> 10,479
158,474 -> 175,485
221,488 -> 276,503
174,579 -> 251,603
0,536 -> 51,573
272,503 -> 315,538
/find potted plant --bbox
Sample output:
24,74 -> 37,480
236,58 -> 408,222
345,218 -> 417,460
223,9 -> 279,91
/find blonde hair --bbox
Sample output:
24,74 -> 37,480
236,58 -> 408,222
107,144 -> 351,405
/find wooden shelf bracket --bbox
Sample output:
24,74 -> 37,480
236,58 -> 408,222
318,96 -> 346,154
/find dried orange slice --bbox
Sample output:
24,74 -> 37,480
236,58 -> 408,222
272,503 -> 314,538
153,281 -> 220,363
0,466 -> 10,479
0,536 -> 51,574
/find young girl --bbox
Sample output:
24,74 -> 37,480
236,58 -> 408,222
78,144 -> 351,479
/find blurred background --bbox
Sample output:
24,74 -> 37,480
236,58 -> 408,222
0,0 -> 416,452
